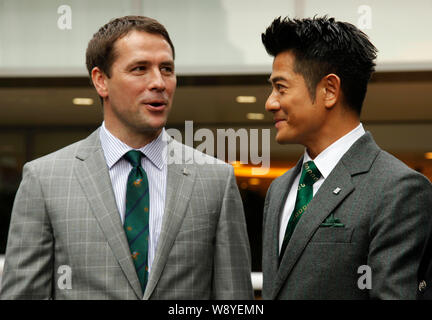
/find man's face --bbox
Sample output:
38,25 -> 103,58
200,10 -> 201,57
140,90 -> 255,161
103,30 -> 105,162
265,50 -> 325,146
101,30 -> 176,137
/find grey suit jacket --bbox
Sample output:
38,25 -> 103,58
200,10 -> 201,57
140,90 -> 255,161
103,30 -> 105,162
0,129 -> 253,300
262,132 -> 432,299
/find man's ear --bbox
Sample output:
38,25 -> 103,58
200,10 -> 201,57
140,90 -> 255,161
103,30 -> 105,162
91,67 -> 109,99
321,73 -> 341,109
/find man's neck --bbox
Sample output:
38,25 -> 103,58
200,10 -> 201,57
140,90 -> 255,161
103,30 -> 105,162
305,119 -> 361,159
104,122 -> 162,149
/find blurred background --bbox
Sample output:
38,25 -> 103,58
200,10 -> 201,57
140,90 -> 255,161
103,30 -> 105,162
0,0 -> 431,295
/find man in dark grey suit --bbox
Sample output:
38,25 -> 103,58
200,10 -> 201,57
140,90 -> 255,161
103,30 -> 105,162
261,16 -> 432,299
418,217 -> 432,299
1,16 -> 253,299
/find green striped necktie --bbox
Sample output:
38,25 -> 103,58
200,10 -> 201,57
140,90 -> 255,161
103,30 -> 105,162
123,150 -> 150,292
280,161 -> 322,260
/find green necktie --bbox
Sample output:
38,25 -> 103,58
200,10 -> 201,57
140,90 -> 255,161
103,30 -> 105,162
123,150 -> 150,292
280,161 -> 322,259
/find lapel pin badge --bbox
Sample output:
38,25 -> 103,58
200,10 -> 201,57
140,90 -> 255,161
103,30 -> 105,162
333,187 -> 341,195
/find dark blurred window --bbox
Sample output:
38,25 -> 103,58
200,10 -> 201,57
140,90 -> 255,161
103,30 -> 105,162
0,132 -> 25,254
240,188 -> 264,272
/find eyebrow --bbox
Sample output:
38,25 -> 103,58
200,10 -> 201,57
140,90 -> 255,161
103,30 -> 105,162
268,76 -> 287,84
160,61 -> 175,67
126,59 -> 174,69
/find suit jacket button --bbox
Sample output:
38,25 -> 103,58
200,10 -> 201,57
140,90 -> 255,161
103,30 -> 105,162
419,280 -> 427,292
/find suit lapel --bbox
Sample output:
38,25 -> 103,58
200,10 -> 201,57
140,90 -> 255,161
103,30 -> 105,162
74,130 -> 143,299
274,163 -> 354,297
263,158 -> 302,292
144,139 -> 197,299
273,132 -> 380,298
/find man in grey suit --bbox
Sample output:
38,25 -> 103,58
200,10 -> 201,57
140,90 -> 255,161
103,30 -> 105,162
261,16 -> 432,299
1,16 -> 253,300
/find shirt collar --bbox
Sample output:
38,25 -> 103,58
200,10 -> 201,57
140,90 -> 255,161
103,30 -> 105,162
303,123 -> 366,179
99,121 -> 167,170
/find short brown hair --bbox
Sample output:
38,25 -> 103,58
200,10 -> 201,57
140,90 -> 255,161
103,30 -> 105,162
86,15 -> 175,79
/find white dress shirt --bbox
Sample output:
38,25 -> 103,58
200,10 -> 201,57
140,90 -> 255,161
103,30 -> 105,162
99,122 -> 168,272
278,123 -> 366,253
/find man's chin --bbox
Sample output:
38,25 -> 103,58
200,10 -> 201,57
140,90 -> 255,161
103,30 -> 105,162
275,135 -> 304,146
135,125 -> 164,135
134,118 -> 167,132
275,134 -> 294,145
138,125 -> 163,131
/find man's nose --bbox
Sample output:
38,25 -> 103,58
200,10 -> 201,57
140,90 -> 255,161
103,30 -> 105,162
149,68 -> 166,91
265,91 -> 280,112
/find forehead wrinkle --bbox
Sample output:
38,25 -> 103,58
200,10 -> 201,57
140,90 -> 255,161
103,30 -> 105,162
114,31 -> 173,60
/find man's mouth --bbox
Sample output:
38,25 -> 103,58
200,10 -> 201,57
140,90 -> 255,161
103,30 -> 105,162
143,101 -> 167,110
273,118 -> 286,128
149,102 -> 165,107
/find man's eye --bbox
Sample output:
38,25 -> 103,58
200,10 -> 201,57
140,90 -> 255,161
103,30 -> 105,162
132,66 -> 146,72
161,66 -> 174,74
275,84 -> 285,91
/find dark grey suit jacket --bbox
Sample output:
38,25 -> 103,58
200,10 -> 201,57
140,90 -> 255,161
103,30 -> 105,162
1,129 -> 253,299
417,215 -> 432,299
262,132 -> 432,299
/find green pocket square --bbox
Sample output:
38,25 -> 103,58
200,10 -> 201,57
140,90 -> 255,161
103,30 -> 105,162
320,214 -> 345,227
